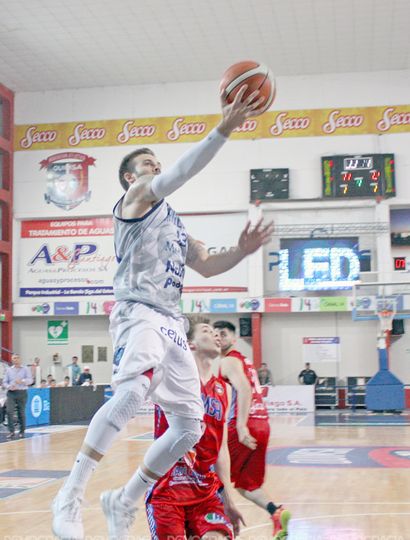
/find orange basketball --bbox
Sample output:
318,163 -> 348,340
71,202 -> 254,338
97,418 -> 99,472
219,60 -> 276,115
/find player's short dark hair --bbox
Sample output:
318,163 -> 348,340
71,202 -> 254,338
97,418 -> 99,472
118,148 -> 155,191
186,315 -> 210,341
213,320 -> 236,333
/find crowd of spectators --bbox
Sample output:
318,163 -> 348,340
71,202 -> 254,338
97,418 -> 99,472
21,354 -> 94,388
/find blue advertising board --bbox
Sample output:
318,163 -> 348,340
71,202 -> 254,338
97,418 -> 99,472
26,388 -> 50,427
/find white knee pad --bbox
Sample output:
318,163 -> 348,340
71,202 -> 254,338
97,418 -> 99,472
168,417 -> 203,459
144,415 -> 203,476
106,376 -> 150,431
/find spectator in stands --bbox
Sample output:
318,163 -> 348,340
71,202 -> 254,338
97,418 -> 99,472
298,363 -> 318,385
257,362 -> 273,385
49,379 -> 57,388
77,367 -> 93,386
3,353 -> 33,439
29,357 -> 42,385
66,356 -> 81,385
46,374 -> 53,386
40,379 -> 47,388
57,376 -> 71,388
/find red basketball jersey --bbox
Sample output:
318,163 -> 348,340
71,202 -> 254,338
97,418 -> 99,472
222,349 -> 269,423
150,375 -> 229,505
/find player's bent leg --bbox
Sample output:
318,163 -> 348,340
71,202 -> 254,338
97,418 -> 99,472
52,375 -> 151,540
121,414 -> 203,503
100,414 -> 202,540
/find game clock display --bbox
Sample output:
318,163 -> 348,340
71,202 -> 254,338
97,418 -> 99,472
322,154 -> 395,199
250,168 -> 289,202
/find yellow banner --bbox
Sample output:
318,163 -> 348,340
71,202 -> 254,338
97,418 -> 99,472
14,104 -> 410,151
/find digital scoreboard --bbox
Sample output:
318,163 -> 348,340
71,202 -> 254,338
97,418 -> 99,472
250,168 -> 289,202
322,154 -> 395,199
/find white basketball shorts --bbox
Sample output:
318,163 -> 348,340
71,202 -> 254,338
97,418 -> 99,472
109,301 -> 203,420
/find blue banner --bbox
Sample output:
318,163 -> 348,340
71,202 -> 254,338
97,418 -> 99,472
26,388 -> 50,426
54,301 -> 79,315
20,286 -> 113,297
210,298 -> 237,313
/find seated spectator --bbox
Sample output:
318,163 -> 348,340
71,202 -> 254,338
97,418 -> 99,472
49,379 -> 57,388
257,362 -> 273,385
46,374 -> 53,387
57,376 -> 70,388
77,367 -> 93,386
40,379 -> 47,388
298,362 -> 318,385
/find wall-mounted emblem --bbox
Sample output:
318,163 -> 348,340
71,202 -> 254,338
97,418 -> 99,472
40,152 -> 95,210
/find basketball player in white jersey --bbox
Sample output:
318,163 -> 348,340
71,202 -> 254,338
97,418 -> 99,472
52,86 -> 274,540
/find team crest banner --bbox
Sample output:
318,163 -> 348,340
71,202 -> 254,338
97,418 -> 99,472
40,152 -> 95,210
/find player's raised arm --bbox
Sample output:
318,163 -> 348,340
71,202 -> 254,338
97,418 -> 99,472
186,218 -> 274,278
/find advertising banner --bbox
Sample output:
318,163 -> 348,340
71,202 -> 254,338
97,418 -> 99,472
303,337 -> 340,363
175,213 -> 248,293
26,388 -> 50,427
263,385 -> 315,413
19,218 -> 116,299
18,213 -> 248,304
15,105 -> 410,151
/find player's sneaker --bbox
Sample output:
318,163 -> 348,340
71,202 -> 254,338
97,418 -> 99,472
52,489 -> 84,540
100,488 -> 137,540
272,506 -> 291,539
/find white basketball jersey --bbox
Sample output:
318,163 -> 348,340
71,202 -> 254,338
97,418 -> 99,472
113,198 -> 187,318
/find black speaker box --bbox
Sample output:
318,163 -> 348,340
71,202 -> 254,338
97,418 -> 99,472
239,317 -> 252,337
391,319 -> 405,336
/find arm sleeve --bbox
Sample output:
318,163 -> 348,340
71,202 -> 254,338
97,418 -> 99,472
150,128 -> 227,199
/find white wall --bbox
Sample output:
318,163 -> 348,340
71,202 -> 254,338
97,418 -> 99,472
13,316 -> 112,384
12,69 -> 410,385
262,313 -> 410,385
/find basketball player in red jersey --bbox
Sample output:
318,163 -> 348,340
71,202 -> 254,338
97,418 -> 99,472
213,321 -> 291,539
146,316 -> 244,539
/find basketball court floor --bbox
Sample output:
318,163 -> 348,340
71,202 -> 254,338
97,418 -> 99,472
1,412 -> 409,539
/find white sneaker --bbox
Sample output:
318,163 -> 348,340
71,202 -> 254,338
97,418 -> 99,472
52,490 -> 84,540
100,488 -> 137,540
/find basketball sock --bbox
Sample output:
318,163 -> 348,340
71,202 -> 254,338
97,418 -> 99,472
61,452 -> 98,498
267,501 -> 279,515
121,467 -> 156,507
120,414 -> 202,506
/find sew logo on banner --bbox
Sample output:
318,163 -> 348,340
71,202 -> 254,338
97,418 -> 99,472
376,106 -> 410,133
54,302 -> 79,315
67,123 -> 106,147
40,152 -> 95,211
264,298 -> 292,312
210,298 -> 237,313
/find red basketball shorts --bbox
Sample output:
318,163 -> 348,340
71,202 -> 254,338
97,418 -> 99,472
228,417 -> 270,491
